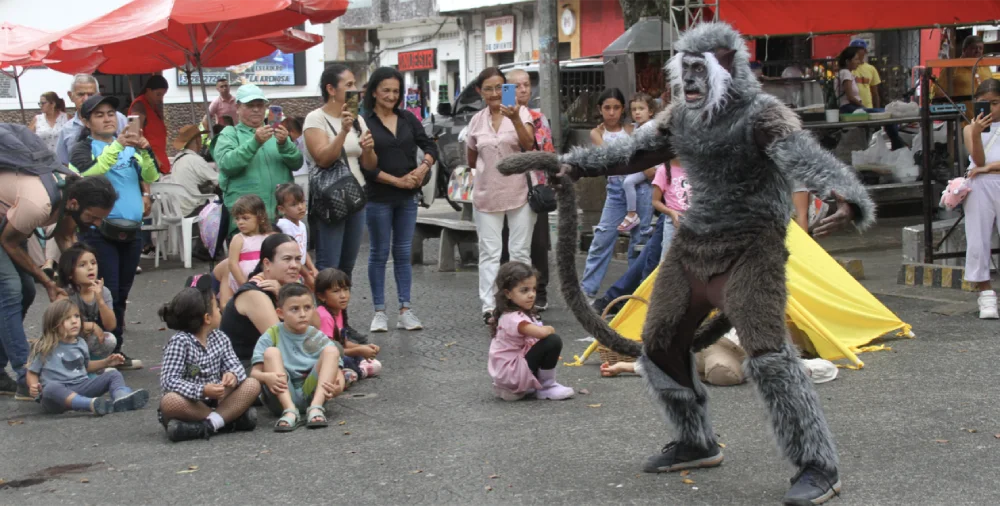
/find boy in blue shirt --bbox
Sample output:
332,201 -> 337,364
251,283 -> 344,431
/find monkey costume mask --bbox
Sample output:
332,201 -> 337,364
498,23 -> 873,505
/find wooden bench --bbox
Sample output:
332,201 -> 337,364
412,216 -> 478,271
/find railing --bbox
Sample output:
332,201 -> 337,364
560,67 -> 606,127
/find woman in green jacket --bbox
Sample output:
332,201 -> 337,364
215,84 -> 303,236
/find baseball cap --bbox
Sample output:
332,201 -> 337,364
849,39 -> 868,50
172,124 -> 202,150
80,94 -> 120,119
235,84 -> 268,104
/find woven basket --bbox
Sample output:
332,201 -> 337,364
596,294 -> 647,365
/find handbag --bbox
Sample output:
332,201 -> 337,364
525,171 -> 557,213
99,218 -> 141,242
309,118 -> 367,224
940,128 -> 1000,210
447,166 -> 475,202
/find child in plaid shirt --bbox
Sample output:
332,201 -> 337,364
157,275 -> 261,442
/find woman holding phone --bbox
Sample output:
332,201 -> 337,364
303,64 -> 378,342
361,67 -> 439,333
465,67 -> 535,325
963,79 -> 1000,319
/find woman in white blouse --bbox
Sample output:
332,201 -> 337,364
29,92 -> 69,154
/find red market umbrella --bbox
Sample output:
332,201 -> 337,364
44,0 -> 346,126
48,28 -> 323,122
0,23 -> 72,123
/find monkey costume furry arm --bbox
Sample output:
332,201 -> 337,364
497,115 -> 675,179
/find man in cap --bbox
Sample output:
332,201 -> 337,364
214,84 -> 301,235
163,125 -> 219,218
56,74 -> 128,166
129,75 -> 171,174
849,39 -> 882,109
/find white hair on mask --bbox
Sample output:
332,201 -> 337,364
702,51 -> 732,121
666,51 -> 684,102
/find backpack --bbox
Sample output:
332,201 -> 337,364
0,123 -> 77,208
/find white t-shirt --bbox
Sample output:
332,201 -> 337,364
276,217 -> 308,260
836,69 -> 858,107
302,108 -> 368,186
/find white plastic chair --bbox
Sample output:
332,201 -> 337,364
149,182 -> 217,269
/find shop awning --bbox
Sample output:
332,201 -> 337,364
718,0 -> 1000,37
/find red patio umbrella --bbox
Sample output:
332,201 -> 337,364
0,23 -> 74,123
44,0 -> 346,127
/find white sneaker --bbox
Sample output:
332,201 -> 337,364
979,290 -> 999,320
370,311 -> 389,333
396,310 -> 423,331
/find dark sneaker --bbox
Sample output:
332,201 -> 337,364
534,299 -> 549,312
592,295 -> 611,315
0,373 -> 17,395
14,381 -> 34,401
642,441 -> 724,473
342,325 -> 369,345
225,407 -> 258,432
783,466 -> 841,506
112,389 -> 149,412
166,419 -> 212,442
116,355 -> 144,370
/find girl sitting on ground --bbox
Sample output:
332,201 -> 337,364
157,275 -> 262,442
618,94 -> 658,232
216,194 -> 273,307
488,261 -> 575,401
251,283 -> 346,432
275,183 -> 319,290
314,268 -> 382,386
57,243 -> 117,363
26,300 -> 147,415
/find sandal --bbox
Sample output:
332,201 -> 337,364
274,408 -> 300,432
483,311 -> 495,326
617,214 -> 640,232
306,405 -> 328,429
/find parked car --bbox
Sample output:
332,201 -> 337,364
420,58 -> 605,210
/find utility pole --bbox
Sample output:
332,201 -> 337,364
537,0 -> 561,152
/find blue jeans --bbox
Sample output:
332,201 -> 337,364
580,176 -> 653,297
314,207 -> 367,280
80,227 -> 141,353
603,216 -> 665,302
366,196 -> 418,311
0,242 -> 35,382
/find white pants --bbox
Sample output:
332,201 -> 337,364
964,174 -> 1000,282
475,203 -> 536,312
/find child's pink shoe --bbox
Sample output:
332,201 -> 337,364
359,359 -> 382,378
617,213 -> 640,232
344,369 -> 358,386
535,369 -> 575,400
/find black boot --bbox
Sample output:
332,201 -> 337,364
642,440 -> 723,473
342,325 -> 369,345
166,419 -> 212,442
783,465 -> 841,505
223,407 -> 258,432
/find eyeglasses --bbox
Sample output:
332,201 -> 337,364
480,86 -> 503,94
37,101 -> 48,107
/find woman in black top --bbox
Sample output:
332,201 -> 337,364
219,234 -> 312,364
361,67 -> 439,334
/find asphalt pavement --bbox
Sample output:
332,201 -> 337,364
1,237 -> 999,505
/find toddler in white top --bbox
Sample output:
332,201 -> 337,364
275,183 -> 319,290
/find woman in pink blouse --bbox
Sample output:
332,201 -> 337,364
466,67 -> 536,324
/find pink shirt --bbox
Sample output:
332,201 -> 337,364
317,306 -> 345,340
209,95 -> 238,125
488,311 -> 543,394
652,163 -> 690,212
466,107 -> 533,213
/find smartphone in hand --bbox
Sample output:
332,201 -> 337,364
345,91 -> 361,117
126,115 -> 140,136
975,101 -> 991,132
269,105 -> 284,124
501,84 -> 517,107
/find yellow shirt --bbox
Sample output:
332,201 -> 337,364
852,63 -> 881,109
931,65 -> 994,114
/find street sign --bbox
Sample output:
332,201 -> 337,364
398,49 -> 437,72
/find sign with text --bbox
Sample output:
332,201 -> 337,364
485,15 -> 515,54
177,50 -> 305,86
398,49 -> 437,72
0,74 -> 16,99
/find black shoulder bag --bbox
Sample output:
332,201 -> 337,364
309,118 -> 367,224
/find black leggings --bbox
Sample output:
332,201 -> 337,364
524,334 -> 563,375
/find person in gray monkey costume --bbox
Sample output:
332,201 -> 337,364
498,22 -> 874,505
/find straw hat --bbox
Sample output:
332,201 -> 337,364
172,124 -> 201,150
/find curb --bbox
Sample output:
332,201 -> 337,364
898,263 -> 976,291
835,257 -> 865,280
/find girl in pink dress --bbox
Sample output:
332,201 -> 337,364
487,262 -> 574,401
226,195 -> 273,297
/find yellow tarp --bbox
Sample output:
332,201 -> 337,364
571,222 -> 912,368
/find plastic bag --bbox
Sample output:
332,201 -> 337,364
198,201 -> 222,256
885,100 -> 919,119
